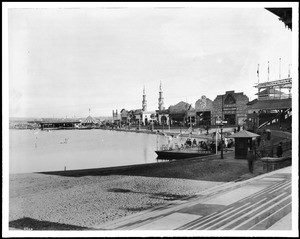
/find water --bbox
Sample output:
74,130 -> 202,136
9,129 -> 169,174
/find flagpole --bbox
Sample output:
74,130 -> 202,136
257,63 -> 260,99
279,58 -> 281,80
268,61 -> 269,81
257,64 -> 259,84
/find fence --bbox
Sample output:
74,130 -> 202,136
255,140 -> 292,159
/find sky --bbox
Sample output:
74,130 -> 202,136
7,5 -> 294,118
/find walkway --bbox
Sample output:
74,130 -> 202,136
95,166 -> 292,231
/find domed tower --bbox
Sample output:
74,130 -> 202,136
142,86 -> 147,111
158,81 -> 164,111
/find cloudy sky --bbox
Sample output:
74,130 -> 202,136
7,5 -> 293,118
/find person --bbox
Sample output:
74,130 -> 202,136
193,138 -> 197,147
247,150 -> 255,173
257,136 -> 261,147
276,142 -> 283,157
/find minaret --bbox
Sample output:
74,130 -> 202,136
142,86 -> 147,111
158,81 -> 164,111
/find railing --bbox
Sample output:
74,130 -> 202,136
255,140 -> 292,159
258,108 -> 291,129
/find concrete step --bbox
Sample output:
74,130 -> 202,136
177,178 -> 291,230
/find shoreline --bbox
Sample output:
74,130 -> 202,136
9,153 -> 266,230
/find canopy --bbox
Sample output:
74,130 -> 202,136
229,130 -> 260,138
82,115 -> 98,124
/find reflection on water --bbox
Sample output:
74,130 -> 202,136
9,129 -> 165,174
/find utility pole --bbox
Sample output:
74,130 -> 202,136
220,123 -> 224,159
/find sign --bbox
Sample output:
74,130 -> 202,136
216,120 -> 227,124
255,78 -> 292,88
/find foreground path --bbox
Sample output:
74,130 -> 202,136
95,167 -> 292,230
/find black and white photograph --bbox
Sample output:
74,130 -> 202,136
2,2 -> 299,237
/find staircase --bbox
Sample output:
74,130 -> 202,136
176,175 -> 291,230
258,108 -> 291,130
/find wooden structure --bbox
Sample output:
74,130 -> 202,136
229,130 -> 260,159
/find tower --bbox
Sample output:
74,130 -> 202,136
142,86 -> 147,111
158,81 -> 164,111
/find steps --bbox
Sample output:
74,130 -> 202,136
176,178 -> 291,230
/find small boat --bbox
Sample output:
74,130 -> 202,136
155,148 -> 213,160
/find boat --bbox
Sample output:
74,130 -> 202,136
155,147 -> 213,160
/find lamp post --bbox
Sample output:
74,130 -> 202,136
216,117 -> 226,159
162,114 -> 165,133
220,123 -> 224,159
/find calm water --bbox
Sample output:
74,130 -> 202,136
9,129 -> 170,174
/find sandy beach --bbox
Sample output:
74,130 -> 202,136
9,172 -> 224,229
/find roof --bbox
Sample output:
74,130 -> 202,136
255,88 -> 284,95
82,115 -> 98,124
246,98 -> 291,111
229,130 -> 260,138
169,101 -> 191,114
39,119 -> 80,124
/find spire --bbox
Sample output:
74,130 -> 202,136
142,86 -> 147,111
158,81 -> 164,111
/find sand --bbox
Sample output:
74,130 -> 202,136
9,173 -> 224,229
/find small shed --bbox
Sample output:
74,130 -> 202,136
229,130 -> 260,159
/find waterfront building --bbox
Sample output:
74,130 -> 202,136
158,81 -> 164,111
168,101 -> 192,126
112,109 -> 121,121
211,90 -> 249,126
156,82 -> 170,125
142,86 -> 147,112
246,78 -> 292,132
39,119 -> 81,130
140,86 -> 156,125
195,95 -> 213,126
81,115 -> 99,126
120,109 -> 129,125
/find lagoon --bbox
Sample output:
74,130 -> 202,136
9,129 -> 170,174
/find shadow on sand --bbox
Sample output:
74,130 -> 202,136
9,217 -> 91,230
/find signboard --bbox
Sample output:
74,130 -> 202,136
216,120 -> 227,124
255,78 -> 292,88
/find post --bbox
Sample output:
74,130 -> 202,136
215,126 -> 218,155
180,122 -> 182,134
156,132 -> 159,150
220,124 -> 224,159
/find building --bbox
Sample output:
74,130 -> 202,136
158,81 -> 164,111
120,109 -> 129,125
211,90 -> 249,126
140,86 -> 156,125
81,115 -> 99,126
246,78 -> 292,132
168,101 -> 191,126
156,82 -> 170,125
195,95 -> 213,126
39,119 -> 80,130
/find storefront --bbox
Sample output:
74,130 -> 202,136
211,90 -> 249,126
